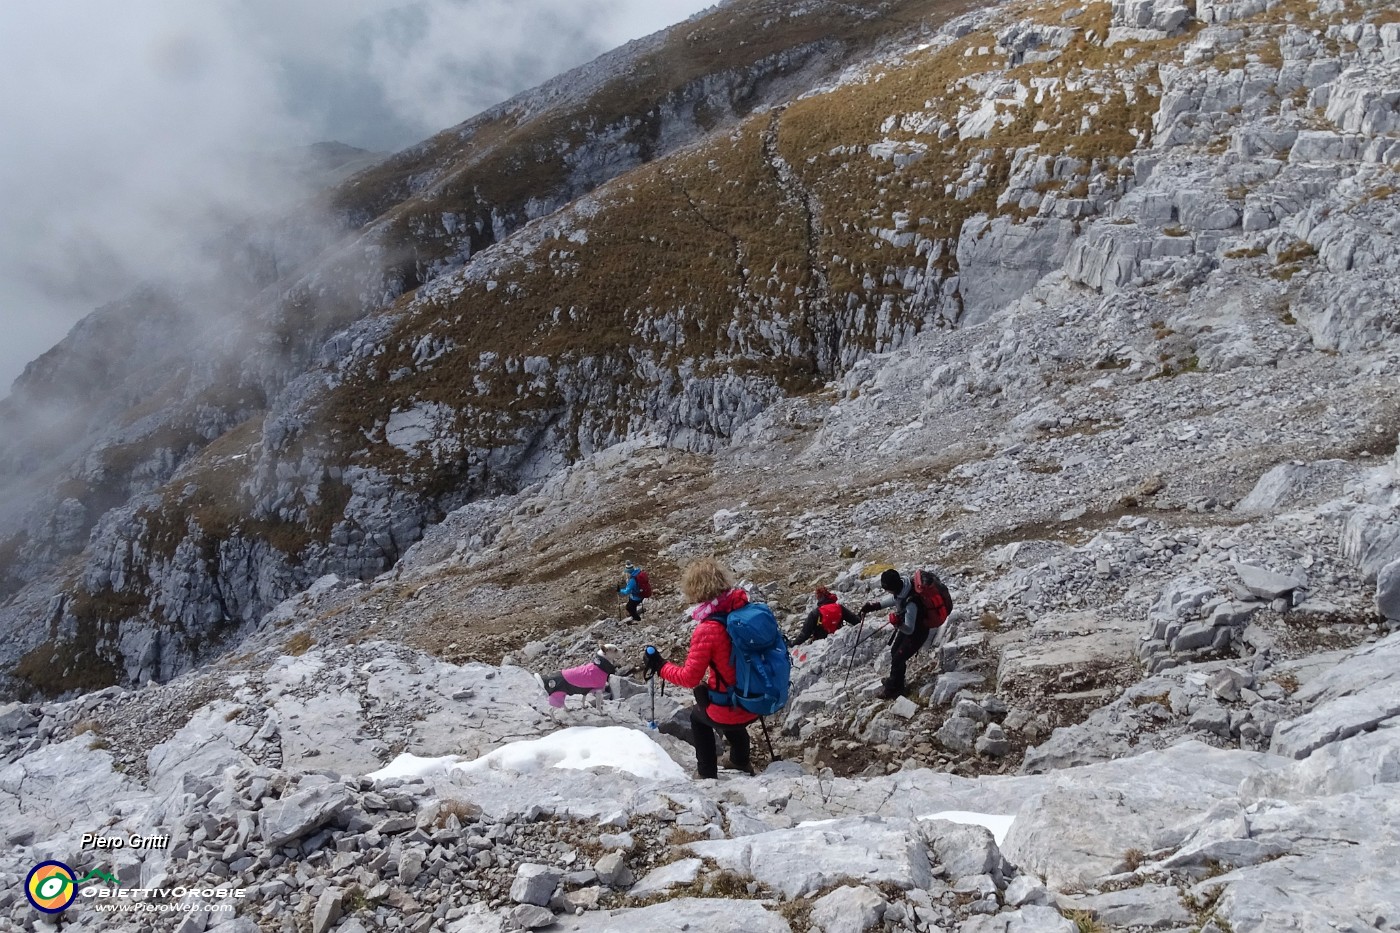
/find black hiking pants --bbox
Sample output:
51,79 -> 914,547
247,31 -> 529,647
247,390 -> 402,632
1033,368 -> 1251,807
888,625 -> 930,693
689,703 -> 753,779
625,598 -> 643,622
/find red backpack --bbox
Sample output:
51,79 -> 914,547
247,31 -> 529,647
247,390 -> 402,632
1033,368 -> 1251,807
817,602 -> 844,634
634,570 -> 652,599
910,569 -> 953,628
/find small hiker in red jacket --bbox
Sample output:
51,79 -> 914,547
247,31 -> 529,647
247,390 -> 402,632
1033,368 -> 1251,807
643,557 -> 756,778
792,586 -> 861,647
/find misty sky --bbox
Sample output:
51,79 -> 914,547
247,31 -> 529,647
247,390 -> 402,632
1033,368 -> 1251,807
0,0 -> 715,396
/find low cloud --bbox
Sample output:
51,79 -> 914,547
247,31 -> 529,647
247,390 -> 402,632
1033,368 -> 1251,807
0,0 -> 714,394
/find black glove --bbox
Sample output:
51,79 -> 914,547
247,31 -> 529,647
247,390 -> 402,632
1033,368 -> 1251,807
860,601 -> 883,615
642,645 -> 666,677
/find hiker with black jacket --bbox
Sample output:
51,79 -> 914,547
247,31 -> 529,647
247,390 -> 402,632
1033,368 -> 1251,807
792,586 -> 861,646
860,569 -> 931,700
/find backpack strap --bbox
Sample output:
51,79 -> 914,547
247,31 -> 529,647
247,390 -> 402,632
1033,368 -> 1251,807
703,615 -> 731,693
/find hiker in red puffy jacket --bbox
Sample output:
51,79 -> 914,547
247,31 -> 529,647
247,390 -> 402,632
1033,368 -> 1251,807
792,586 -> 861,647
642,557 -> 756,778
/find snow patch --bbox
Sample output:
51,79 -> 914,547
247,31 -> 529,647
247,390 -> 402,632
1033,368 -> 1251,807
367,726 -> 688,783
918,810 -> 1016,845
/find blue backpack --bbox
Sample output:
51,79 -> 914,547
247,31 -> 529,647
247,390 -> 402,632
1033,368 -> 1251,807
707,602 -> 791,717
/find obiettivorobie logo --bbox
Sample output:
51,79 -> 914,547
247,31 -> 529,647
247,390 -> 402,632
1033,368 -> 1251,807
24,860 -> 245,917
24,861 -> 119,913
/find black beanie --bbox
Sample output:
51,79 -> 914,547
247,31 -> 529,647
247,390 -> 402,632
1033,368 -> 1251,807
880,569 -> 903,594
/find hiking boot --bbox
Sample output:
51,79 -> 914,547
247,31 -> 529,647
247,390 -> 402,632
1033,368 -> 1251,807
877,682 -> 904,700
724,757 -> 755,775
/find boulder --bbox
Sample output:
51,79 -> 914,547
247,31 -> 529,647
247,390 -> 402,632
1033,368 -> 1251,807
1070,885 -> 1193,929
1004,874 -> 1053,908
958,905 -> 1076,932
1189,704 -> 1230,736
976,724 -> 1012,758
933,673 -> 985,705
555,897 -> 790,932
311,888 -> 343,933
628,858 -> 701,898
891,696 -> 920,720
258,783 -> 353,849
1233,563 -> 1305,600
0,703 -> 36,735
687,817 -> 932,898
1376,557 -> 1400,622
594,852 -> 635,888
507,905 -> 557,930
920,819 -> 1004,883
1270,690 -> 1400,759
1002,742 -> 1278,888
937,717 -> 981,754
510,864 -> 562,906
811,885 -> 887,933
1111,0 -> 1191,32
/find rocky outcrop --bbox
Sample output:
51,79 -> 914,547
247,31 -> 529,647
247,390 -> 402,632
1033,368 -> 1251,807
3,622 -> 1397,931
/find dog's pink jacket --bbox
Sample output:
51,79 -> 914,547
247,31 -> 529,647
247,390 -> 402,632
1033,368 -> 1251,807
545,661 -> 611,707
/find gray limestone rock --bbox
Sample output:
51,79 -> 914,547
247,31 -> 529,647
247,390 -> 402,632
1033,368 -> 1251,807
1376,557 -> 1400,622
810,884 -> 887,933
920,819 -> 1004,884
511,864 -> 562,906
0,703 -> 36,735
554,898 -> 790,932
956,216 -> 1079,326
259,783 -> 353,848
311,888 -> 343,933
891,696 -> 920,720
628,858 -> 701,898
594,852 -> 634,888
958,905 -> 1076,932
937,717 -> 981,755
1233,563 -> 1305,600
933,673 -> 986,705
507,905 -> 557,930
1270,690 -> 1400,759
1002,742 -> 1279,888
1190,704 -> 1231,736
688,817 -> 932,898
954,698 -> 992,724
977,724 -> 1012,757
1171,622 -> 1217,652
1070,885 -> 1192,929
1004,874 -> 1053,908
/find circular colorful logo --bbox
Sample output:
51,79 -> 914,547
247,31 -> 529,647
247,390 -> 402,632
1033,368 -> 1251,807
26,861 -> 78,913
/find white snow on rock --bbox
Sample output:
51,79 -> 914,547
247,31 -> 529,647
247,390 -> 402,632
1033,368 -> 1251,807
918,810 -> 1016,846
370,726 -> 688,783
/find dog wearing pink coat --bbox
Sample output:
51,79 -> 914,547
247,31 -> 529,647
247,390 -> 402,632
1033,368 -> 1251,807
535,645 -> 623,709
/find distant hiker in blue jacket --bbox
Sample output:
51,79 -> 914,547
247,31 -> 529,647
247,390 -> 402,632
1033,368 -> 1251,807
619,562 -> 650,622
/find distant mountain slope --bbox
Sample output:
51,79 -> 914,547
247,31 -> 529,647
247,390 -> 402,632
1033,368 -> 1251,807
0,0 -> 978,695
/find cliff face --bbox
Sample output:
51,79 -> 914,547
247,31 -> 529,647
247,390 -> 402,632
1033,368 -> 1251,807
4,0 -> 1400,696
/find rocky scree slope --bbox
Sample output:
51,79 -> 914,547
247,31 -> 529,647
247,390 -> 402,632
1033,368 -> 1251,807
1,589 -> 1398,932
0,0 -> 977,697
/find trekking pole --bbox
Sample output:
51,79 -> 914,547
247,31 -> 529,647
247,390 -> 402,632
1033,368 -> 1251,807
759,716 -> 778,763
648,674 -> 657,730
841,614 -> 872,693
